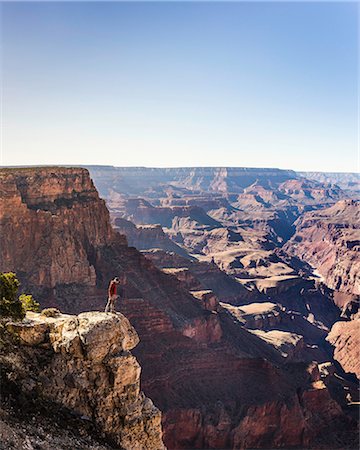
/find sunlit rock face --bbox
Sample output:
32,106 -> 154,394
0,168 -> 116,289
3,311 -> 165,450
327,319 -> 360,378
285,200 -> 360,299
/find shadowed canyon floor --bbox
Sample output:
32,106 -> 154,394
0,166 -> 359,449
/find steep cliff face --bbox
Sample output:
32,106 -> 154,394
285,200 -> 360,299
0,168 -> 118,290
327,319 -> 360,378
141,248 -> 254,304
1,167 -> 356,450
113,217 -> 190,258
1,311 -> 164,450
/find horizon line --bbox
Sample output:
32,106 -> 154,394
0,164 -> 359,175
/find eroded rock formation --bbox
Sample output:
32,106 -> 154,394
0,168 -> 117,290
327,319 -> 360,378
113,217 -> 190,258
0,167 -> 357,449
285,200 -> 360,299
1,311 -> 164,450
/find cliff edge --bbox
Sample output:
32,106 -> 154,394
0,311 -> 165,450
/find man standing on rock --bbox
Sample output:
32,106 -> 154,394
105,276 -> 125,313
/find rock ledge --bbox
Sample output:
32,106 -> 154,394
3,311 -> 165,450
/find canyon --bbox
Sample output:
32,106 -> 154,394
0,166 -> 359,449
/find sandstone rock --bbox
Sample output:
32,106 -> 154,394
285,200 -> 360,298
249,329 -> 304,359
0,168 -> 114,289
327,319 -> 360,378
181,313 -> 222,344
190,290 -> 219,311
6,319 -> 49,346
114,217 -> 190,258
221,302 -> 282,329
231,398 -> 307,449
143,248 -> 251,304
2,311 -> 165,450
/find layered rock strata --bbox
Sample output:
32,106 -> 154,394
2,311 -> 164,450
113,217 -> 190,258
0,167 -> 119,290
327,319 -> 360,378
87,166 -> 298,198
285,200 -> 360,299
0,167 -> 357,449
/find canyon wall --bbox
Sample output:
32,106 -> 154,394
0,168 -> 116,290
87,166 -> 298,198
0,167 -> 357,449
285,200 -> 360,299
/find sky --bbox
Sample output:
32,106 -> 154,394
1,1 -> 359,172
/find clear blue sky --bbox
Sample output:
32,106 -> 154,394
1,1 -> 358,172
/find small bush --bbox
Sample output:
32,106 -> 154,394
0,272 -> 25,320
41,308 -> 61,318
19,294 -> 40,313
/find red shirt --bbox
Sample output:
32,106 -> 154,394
109,281 -> 117,296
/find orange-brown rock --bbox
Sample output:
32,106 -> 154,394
1,167 -> 356,450
2,311 -> 165,450
113,217 -> 190,258
327,319 -> 360,378
0,167 -> 118,290
142,248 -> 253,304
285,200 -> 360,298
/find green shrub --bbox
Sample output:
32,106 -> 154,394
0,272 -> 25,320
41,308 -> 61,318
19,294 -> 40,313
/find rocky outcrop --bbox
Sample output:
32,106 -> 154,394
231,384 -> 344,450
249,329 -> 305,360
278,178 -> 344,206
327,319 -> 360,378
2,311 -> 164,450
160,194 -> 231,211
113,217 -> 190,258
0,167 -> 122,291
142,248 -> 253,304
220,297 -> 339,364
285,200 -> 360,298
115,199 -> 221,230
161,362 -> 349,450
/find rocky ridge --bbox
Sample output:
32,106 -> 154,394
285,200 -> 360,299
1,311 -> 164,450
113,217 -> 191,258
0,167 -> 116,291
326,318 -> 360,379
299,172 -> 360,198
